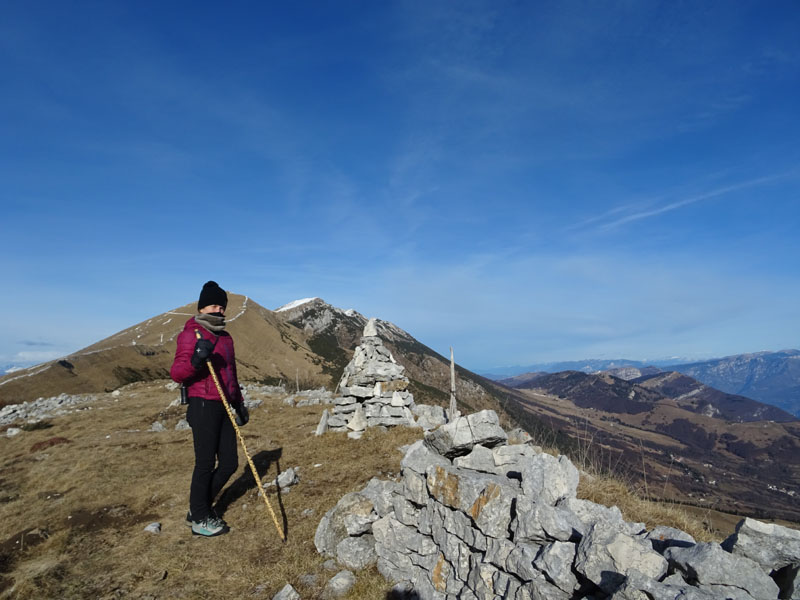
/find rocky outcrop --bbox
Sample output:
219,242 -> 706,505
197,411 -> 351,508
316,409 -> 800,599
0,392 -> 97,426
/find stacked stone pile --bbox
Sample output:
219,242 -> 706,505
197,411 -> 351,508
315,409 -> 800,600
323,319 -> 418,437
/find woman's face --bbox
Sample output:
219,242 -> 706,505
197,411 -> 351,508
199,304 -> 225,315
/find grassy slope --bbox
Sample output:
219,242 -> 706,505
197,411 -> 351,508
0,382 -> 420,599
0,380 -> 731,599
0,295 -> 331,408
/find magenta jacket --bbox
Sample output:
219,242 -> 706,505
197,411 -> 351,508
170,317 -> 243,404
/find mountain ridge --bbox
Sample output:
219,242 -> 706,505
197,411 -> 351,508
486,349 -> 800,417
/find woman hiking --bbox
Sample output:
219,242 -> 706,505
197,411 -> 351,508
170,281 -> 248,537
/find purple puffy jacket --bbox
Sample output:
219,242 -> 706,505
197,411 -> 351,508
170,317 -> 243,404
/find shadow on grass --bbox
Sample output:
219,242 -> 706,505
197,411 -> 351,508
215,448 -> 289,539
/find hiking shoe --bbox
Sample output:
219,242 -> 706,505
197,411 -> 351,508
191,516 -> 228,537
186,509 -> 227,528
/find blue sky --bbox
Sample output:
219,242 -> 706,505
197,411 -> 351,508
2,1 -> 799,372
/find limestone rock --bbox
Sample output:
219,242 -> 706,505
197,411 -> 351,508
373,515 -> 439,583
403,406 -> 420,428
144,522 -> 161,534
393,492 -> 421,527
401,440 -> 450,475
453,444 -> 502,475
492,443 -> 538,470
575,521 -> 668,594
272,583 -> 300,600
6,427 -> 21,437
609,569 -> 718,600
336,534 -> 377,570
276,467 -> 299,489
314,492 -> 376,556
561,497 -> 624,531
174,419 -> 190,431
505,542 -> 542,582
721,517 -> 800,572
645,525 -> 696,554
533,541 -> 579,594
413,404 -> 447,431
315,409 -> 329,436
359,478 -> 400,518
513,496 -> 583,543
322,570 -> 356,599
402,469 -> 430,506
665,542 -> 780,600
507,427 -> 533,445
426,463 -> 517,538
149,421 -> 166,432
347,405 -> 367,431
485,537 -> 516,569
424,410 -> 508,458
520,453 -> 579,506
313,407 -> 800,600
363,318 -> 378,337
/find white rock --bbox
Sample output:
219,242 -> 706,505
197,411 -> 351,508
665,542 -> 780,600
144,522 -> 161,534
322,570 -> 356,599
6,427 -> 21,437
722,517 -> 800,572
272,583 -> 300,600
363,318 -> 378,337
316,409 -> 330,436
575,521 -> 667,594
347,405 -> 367,432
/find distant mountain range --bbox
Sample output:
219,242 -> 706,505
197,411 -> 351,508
668,350 -> 800,418
482,357 -> 697,379
486,350 -> 800,417
502,370 -> 796,423
503,369 -> 800,520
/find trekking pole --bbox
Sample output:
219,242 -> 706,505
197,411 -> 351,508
195,330 -> 286,542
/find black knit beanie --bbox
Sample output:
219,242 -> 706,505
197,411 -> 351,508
198,281 -> 228,311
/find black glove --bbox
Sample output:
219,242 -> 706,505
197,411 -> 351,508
190,338 -> 215,369
234,402 -> 249,426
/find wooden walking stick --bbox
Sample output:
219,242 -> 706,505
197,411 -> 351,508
194,330 -> 286,541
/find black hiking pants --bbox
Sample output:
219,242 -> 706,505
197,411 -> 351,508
187,397 -> 238,521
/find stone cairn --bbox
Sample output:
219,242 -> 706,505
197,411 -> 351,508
315,409 -> 800,600
322,319 -> 417,439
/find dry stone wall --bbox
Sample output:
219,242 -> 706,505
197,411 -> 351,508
315,409 -> 800,600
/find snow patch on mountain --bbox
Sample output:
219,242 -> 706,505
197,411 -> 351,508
275,297 -> 319,312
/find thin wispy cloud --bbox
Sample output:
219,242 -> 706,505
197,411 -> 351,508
572,173 -> 791,234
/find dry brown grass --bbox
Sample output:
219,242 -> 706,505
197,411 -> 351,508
0,381 -> 420,599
